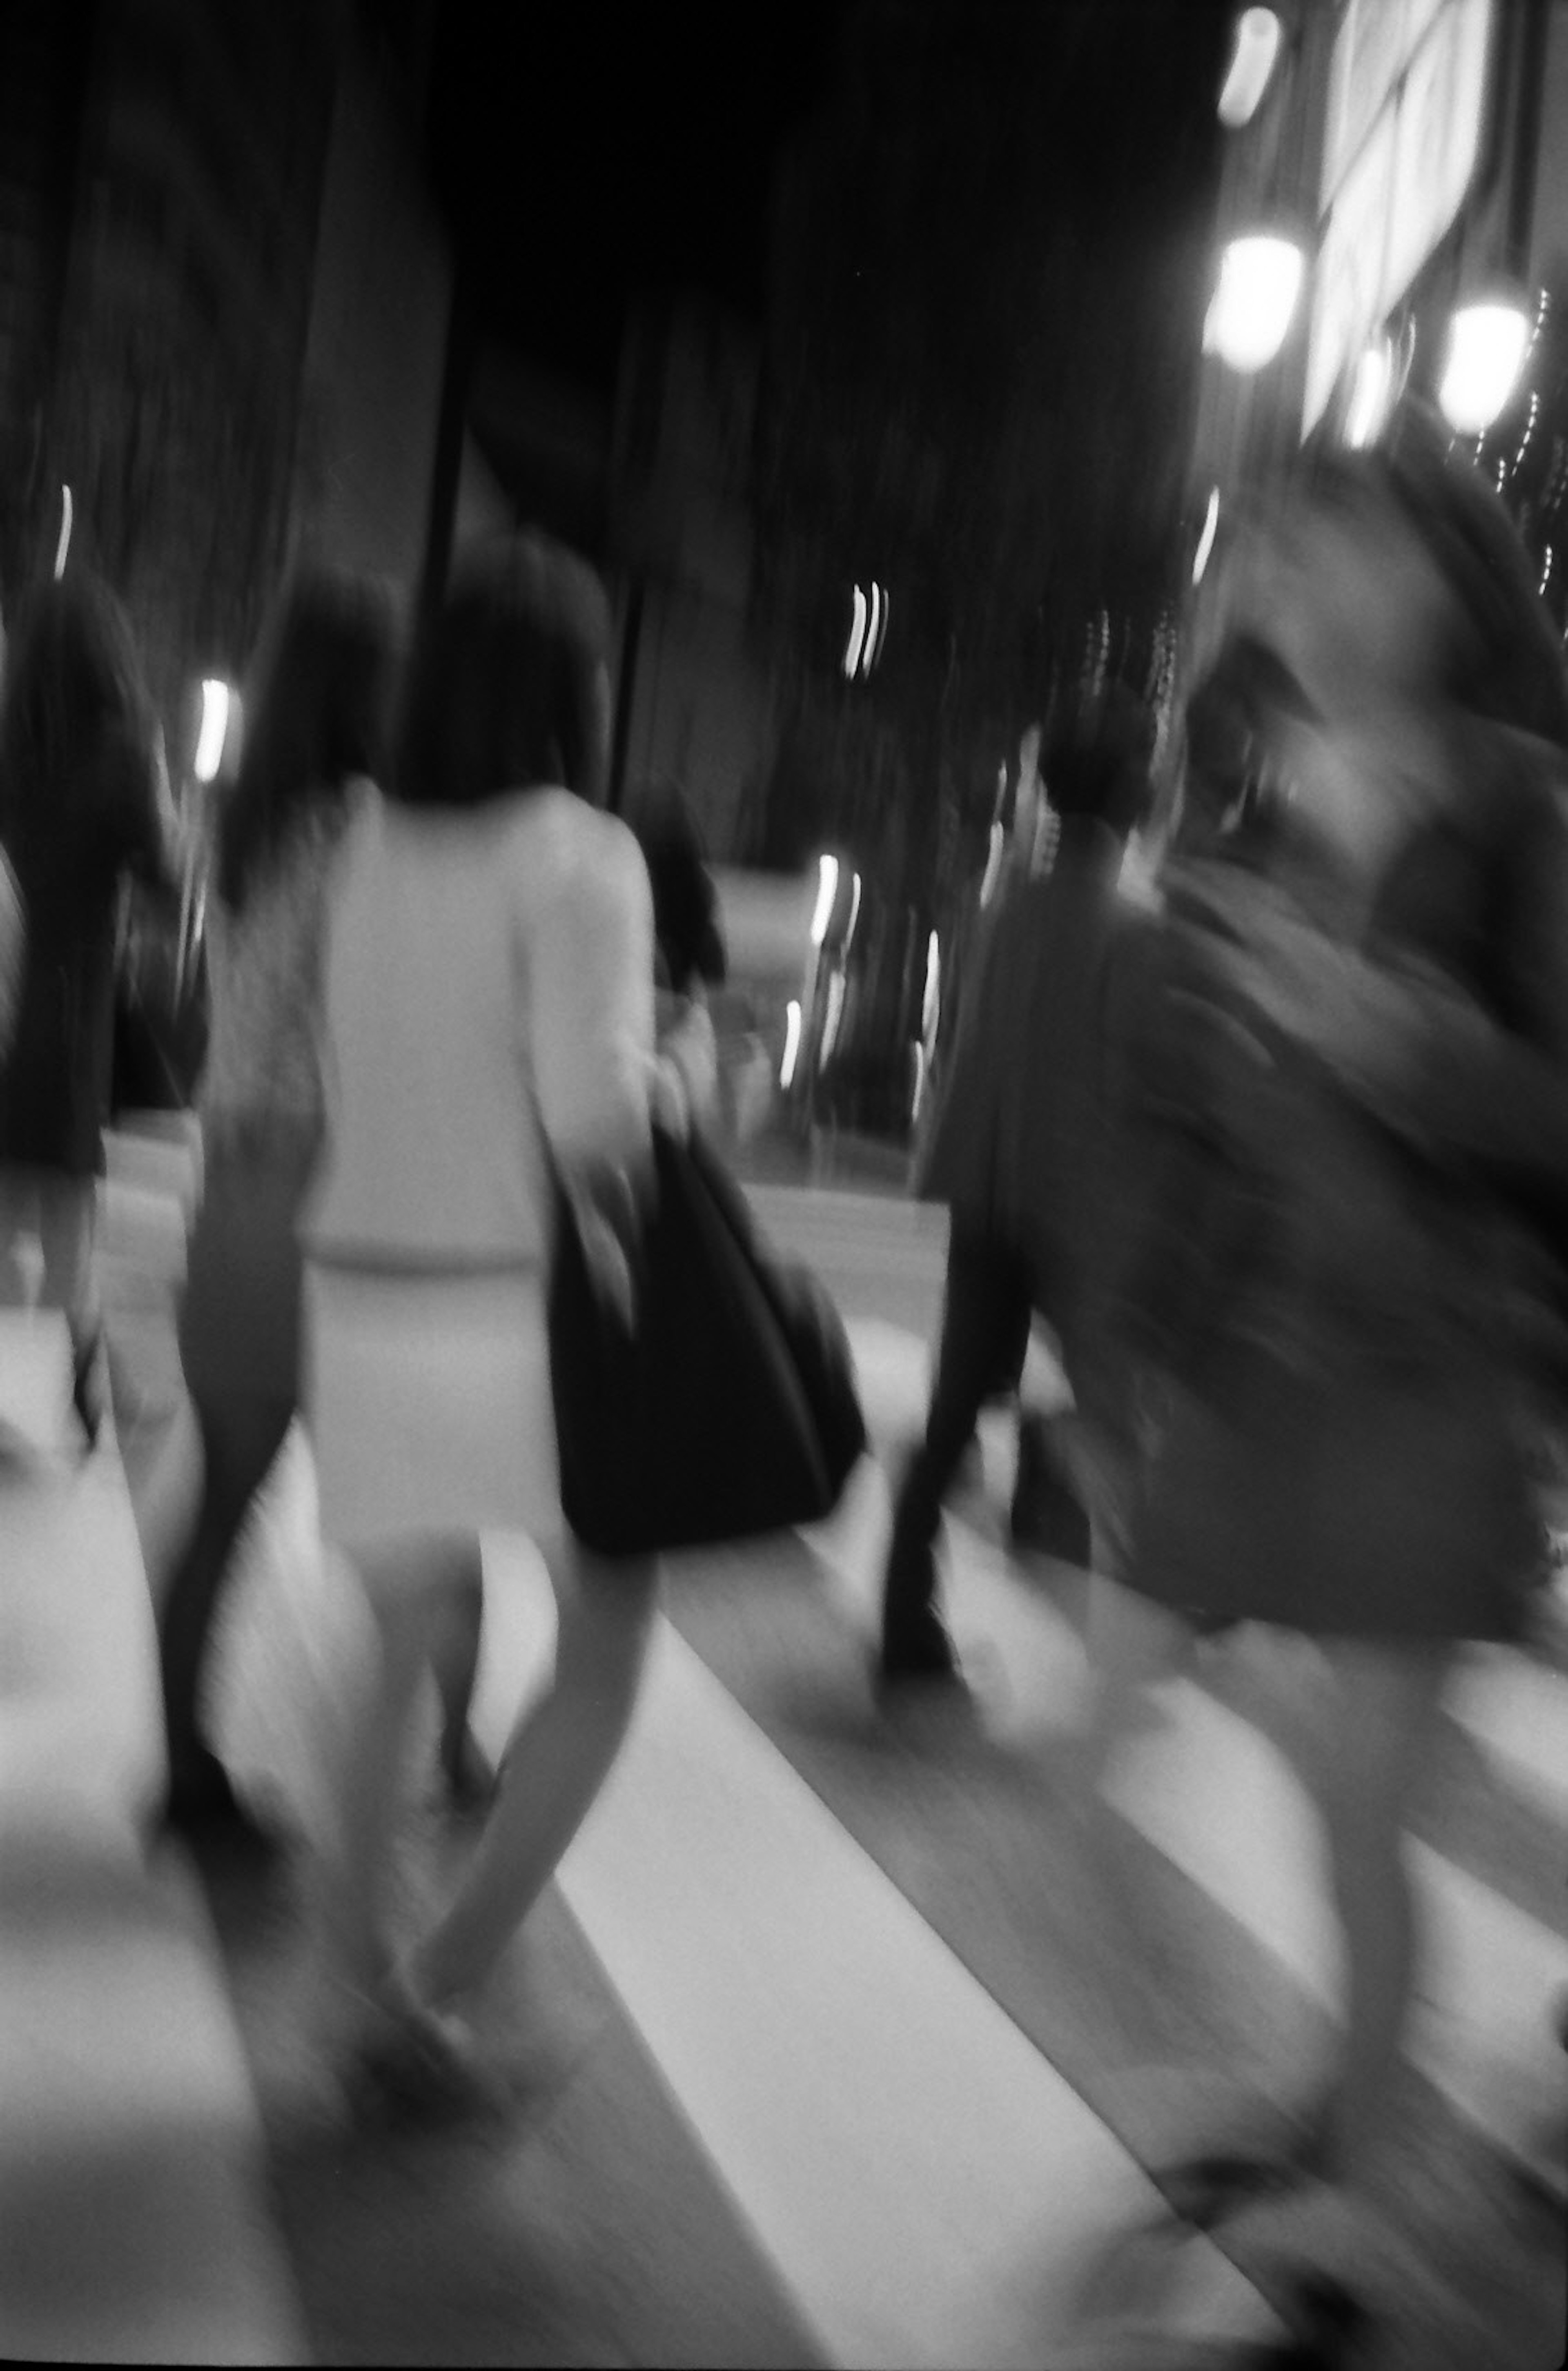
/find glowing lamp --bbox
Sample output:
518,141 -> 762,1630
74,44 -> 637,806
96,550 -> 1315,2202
1218,9 -> 1283,129
1204,234 -> 1304,373
194,679 -> 233,784
1439,301 -> 1530,435
809,853 -> 840,948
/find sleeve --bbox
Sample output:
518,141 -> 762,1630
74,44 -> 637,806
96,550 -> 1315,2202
529,815 -> 657,1178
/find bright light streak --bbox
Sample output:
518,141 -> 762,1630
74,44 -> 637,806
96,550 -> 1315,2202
1439,303 -> 1530,435
842,586 -> 868,677
921,928 -> 941,1040
844,871 -> 862,953
194,679 -> 232,783
979,819 -> 1006,907
809,852 -> 840,947
780,1000 -> 803,1090
1218,8 -> 1282,127
862,583 -> 881,675
911,1040 -> 927,1121
871,583 -> 889,666
1192,485 -> 1220,585
1204,234 -> 1303,372
819,970 -> 846,1068
1344,339 -> 1393,448
53,485 -> 72,579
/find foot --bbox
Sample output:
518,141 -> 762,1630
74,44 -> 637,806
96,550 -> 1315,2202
437,1725 -> 497,1818
344,1973 -> 513,2130
164,1748 -> 288,1862
70,1331 -> 108,1454
876,1604 -> 964,1691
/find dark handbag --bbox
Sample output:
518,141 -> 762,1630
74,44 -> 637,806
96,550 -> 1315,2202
548,1124 -> 866,1556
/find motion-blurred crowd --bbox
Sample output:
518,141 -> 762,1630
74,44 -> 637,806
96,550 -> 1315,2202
1,401 -> 1564,2353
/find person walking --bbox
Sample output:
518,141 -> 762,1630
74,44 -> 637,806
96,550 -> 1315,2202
299,531 -> 671,2112
0,571 -> 181,1445
1080,423 -> 1568,2333
155,568 -> 482,1845
878,688 -> 1157,1688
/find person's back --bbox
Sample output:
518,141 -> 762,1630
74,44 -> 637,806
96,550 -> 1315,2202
305,785 -> 653,1269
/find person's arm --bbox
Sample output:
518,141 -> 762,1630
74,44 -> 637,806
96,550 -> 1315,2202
530,816 -> 658,1195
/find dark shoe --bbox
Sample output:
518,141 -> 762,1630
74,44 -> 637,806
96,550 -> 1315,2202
876,1604 -> 964,1690
437,1725 -> 498,1819
1009,1422 -> 1091,1565
70,1330 -> 108,1454
164,1749 -> 288,1863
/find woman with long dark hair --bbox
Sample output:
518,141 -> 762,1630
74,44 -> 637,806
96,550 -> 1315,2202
0,571 -> 180,1443
157,568 -> 490,1842
300,531 -> 670,2111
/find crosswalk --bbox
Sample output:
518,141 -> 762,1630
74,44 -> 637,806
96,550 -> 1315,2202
438,1311 -> 1564,2368
85,1146 -> 1568,2364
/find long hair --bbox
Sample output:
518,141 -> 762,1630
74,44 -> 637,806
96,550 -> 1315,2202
394,530 -> 612,811
217,568 -> 398,914
0,571 -> 160,880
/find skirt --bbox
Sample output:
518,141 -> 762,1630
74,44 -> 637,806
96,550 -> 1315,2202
302,1261 -> 559,1554
1127,1354 -> 1540,1644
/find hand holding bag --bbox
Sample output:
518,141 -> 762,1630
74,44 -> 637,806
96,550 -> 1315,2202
548,1125 -> 866,1556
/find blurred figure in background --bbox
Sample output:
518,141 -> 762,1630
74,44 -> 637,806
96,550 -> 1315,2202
0,572 -> 181,1445
1084,423 -> 1568,2318
631,775 -> 724,1133
878,686 -> 1157,1688
157,568 -> 433,1845
301,532 -> 666,2113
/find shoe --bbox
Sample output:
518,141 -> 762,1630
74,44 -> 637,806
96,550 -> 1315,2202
876,1605 -> 964,1691
437,1725 -> 497,1819
164,1749 -> 288,1864
345,1981 -> 513,2130
70,1330 -> 108,1454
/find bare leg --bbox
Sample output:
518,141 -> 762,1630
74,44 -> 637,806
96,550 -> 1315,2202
316,1531 -> 483,1997
403,1537 -> 660,2012
1305,1636 -> 1451,2189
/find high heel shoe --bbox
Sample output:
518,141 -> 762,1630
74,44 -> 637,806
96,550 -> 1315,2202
70,1328 -> 107,1453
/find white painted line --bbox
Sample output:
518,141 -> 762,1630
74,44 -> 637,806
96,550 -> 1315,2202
556,1616 -> 1280,2369
1447,1647 -> 1568,1822
830,1316 -> 1568,2184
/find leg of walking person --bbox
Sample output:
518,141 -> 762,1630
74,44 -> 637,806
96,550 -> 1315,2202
34,1172 -> 106,1443
313,1530 -> 484,2001
158,1384 -> 296,1824
400,1539 -> 659,2012
880,1226 -> 1033,1681
1304,1635 -> 1452,2190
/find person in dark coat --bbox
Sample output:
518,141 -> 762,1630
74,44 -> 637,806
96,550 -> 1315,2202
0,571 -> 181,1443
878,686 -> 1158,1687
1077,424 -> 1568,2322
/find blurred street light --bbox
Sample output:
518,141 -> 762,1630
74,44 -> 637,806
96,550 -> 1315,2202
1439,299 -> 1531,435
1204,232 -> 1305,372
194,679 -> 233,784
1217,9 -> 1283,129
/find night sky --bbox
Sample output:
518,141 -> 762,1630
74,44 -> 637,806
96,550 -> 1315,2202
424,0 -> 847,386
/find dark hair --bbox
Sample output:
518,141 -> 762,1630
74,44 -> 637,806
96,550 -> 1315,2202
1044,680 -> 1156,836
217,568 -> 398,914
0,571 -> 161,879
394,531 -> 612,811
632,778 -> 726,993
1303,413 -> 1568,748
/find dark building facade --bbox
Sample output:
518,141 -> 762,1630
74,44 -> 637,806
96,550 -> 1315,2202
0,0 -> 448,758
